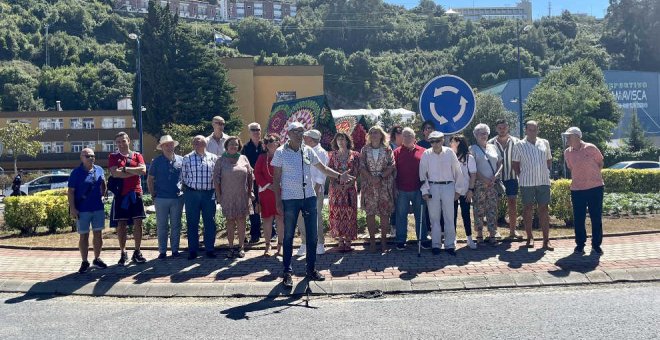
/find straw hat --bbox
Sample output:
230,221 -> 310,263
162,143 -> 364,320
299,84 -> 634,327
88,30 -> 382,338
156,135 -> 179,150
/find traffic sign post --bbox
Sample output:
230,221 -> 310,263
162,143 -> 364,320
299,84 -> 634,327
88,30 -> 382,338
418,75 -> 476,135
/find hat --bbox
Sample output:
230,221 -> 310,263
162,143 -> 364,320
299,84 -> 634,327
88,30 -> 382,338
428,131 -> 445,140
561,127 -> 582,138
248,122 -> 261,130
303,129 -> 321,140
287,121 -> 304,131
156,135 -> 179,150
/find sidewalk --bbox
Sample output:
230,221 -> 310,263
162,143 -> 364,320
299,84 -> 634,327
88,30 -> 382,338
1,233 -> 659,298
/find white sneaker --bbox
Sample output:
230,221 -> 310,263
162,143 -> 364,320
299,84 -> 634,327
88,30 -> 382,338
296,244 -> 306,256
467,236 -> 477,250
316,244 -> 325,255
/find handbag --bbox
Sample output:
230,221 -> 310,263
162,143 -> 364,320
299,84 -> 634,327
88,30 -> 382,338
476,145 -> 506,197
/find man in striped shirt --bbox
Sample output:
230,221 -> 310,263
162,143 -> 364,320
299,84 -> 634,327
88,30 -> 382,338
488,119 -> 522,240
512,121 -> 553,251
182,135 -> 219,259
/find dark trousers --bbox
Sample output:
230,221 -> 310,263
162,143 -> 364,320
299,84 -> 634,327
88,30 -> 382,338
440,196 -> 472,236
571,186 -> 604,248
282,197 -> 318,274
184,189 -> 216,254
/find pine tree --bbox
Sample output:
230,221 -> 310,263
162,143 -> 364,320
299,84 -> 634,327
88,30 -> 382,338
627,108 -> 652,152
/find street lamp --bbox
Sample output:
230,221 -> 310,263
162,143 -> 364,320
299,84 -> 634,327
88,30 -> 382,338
516,21 -> 532,137
128,33 -> 143,154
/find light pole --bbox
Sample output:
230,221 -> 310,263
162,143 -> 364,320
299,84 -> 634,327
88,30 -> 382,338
516,21 -> 532,137
128,33 -> 143,154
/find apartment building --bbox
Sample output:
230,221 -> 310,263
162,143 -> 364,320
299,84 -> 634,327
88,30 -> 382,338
452,0 -> 532,21
227,0 -> 296,22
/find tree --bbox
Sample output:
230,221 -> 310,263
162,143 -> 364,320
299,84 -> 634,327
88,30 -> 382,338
0,122 -> 43,174
162,123 -> 206,155
233,17 -> 287,55
524,59 -> 621,158
626,108 -> 652,152
464,92 -> 518,144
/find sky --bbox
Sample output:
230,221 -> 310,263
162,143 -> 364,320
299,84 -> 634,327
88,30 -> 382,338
384,0 -> 610,19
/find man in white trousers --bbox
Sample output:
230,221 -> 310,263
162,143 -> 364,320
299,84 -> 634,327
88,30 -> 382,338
419,131 -> 466,256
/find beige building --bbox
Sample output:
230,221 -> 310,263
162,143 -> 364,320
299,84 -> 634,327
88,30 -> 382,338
221,57 -> 324,138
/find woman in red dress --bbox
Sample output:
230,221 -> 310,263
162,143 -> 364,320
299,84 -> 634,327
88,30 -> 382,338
254,133 -> 285,256
328,132 -> 360,252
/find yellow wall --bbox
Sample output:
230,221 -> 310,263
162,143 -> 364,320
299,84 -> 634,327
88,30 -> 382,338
222,58 -> 324,139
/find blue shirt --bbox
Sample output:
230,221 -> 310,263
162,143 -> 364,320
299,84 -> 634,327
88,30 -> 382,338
68,164 -> 105,212
149,154 -> 183,198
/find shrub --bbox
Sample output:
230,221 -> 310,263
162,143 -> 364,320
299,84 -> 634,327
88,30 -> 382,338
34,188 -> 68,196
550,179 -> 573,226
601,169 -> 660,193
602,146 -> 660,167
43,196 -> 75,233
3,197 -> 48,235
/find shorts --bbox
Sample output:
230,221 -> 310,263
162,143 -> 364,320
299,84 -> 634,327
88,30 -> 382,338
77,210 -> 105,234
503,179 -> 519,197
111,193 -> 146,223
520,185 -> 551,205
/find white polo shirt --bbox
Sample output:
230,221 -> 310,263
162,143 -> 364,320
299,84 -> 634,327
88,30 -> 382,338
271,142 -> 320,200
206,133 -> 229,156
512,137 -> 552,187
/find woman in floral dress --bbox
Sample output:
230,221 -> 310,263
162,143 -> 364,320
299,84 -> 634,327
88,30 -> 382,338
327,132 -> 360,252
360,126 -> 395,252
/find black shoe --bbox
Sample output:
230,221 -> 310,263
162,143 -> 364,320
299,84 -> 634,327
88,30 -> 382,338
421,240 -> 432,250
306,270 -> 325,281
282,273 -> 294,288
92,258 -> 108,269
171,251 -> 180,258
248,237 -> 260,244
574,245 -> 585,254
592,246 -> 604,255
78,261 -> 90,273
396,243 -> 406,251
187,252 -> 198,260
446,248 -> 456,256
132,250 -> 147,263
118,251 -> 128,266
432,248 -> 442,255
226,248 -> 235,259
206,251 -> 217,259
158,253 -> 167,260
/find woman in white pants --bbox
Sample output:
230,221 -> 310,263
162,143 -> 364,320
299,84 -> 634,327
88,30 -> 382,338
419,131 -> 466,256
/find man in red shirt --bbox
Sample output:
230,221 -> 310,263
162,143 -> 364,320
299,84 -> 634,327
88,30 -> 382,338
393,127 -> 429,250
108,132 -> 147,265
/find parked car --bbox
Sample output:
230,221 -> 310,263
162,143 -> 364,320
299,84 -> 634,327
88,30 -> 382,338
3,174 -> 70,196
608,161 -> 660,170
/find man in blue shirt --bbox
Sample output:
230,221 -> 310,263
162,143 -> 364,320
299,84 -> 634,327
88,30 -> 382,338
67,148 -> 107,273
147,135 -> 184,259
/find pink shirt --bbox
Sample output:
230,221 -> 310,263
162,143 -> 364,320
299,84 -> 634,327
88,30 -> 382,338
564,142 -> 604,191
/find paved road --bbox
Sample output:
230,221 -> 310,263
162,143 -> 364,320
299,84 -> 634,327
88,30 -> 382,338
1,283 -> 658,339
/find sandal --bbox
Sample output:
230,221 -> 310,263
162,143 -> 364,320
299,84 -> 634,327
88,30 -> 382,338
237,248 -> 246,258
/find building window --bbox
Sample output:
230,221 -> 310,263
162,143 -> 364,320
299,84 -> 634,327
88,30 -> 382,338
102,117 -> 126,129
71,141 -> 84,153
276,91 -> 297,102
101,140 -> 115,152
41,142 -> 64,153
8,119 -> 32,125
254,8 -> 263,16
41,142 -> 51,154
83,118 -> 95,129
70,118 -> 83,129
132,140 -> 141,152
38,118 -> 64,130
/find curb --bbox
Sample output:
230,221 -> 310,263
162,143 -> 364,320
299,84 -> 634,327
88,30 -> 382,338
1,230 -> 659,252
1,268 -> 659,298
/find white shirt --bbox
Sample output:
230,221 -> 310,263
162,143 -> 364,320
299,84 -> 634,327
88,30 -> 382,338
512,137 -> 552,187
206,132 -> 229,156
488,135 -> 519,181
418,147 -> 466,196
458,154 -> 477,196
271,142 -> 320,200
309,143 -> 328,185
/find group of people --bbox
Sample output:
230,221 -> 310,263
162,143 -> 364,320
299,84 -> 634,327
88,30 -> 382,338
67,115 -> 605,288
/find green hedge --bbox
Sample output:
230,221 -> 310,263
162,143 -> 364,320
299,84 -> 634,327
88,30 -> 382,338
601,169 -> 660,193
4,196 -> 74,235
603,147 -> 660,167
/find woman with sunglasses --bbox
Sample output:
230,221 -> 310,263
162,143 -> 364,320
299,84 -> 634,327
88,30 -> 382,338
254,133 -> 285,256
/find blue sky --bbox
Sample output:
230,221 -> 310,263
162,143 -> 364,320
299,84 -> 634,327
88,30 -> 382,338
384,0 -> 610,19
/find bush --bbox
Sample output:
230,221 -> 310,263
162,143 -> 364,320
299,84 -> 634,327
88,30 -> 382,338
43,196 -> 75,233
602,146 -> 660,167
550,179 -> 573,226
3,197 -> 47,235
34,188 -> 68,196
601,169 -> 660,193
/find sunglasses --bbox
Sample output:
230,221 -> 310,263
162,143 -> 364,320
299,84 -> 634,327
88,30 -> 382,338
84,155 -> 96,159
429,140 -> 443,144
214,122 -> 225,126
250,129 -> 261,132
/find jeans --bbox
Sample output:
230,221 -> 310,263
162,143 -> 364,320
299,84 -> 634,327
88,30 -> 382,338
571,186 -> 604,248
298,184 -> 325,244
283,197 -> 318,274
395,190 -> 423,245
184,190 -> 217,254
440,195 -> 472,236
155,197 -> 184,254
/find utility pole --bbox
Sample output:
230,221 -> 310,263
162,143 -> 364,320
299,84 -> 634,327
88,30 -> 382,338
45,23 -> 50,67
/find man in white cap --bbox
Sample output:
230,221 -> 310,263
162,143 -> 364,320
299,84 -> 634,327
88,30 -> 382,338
242,122 -> 266,244
271,121 -> 354,288
296,129 -> 329,256
206,116 -> 229,156
147,135 -> 184,259
419,131 -> 465,256
563,127 -> 605,255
